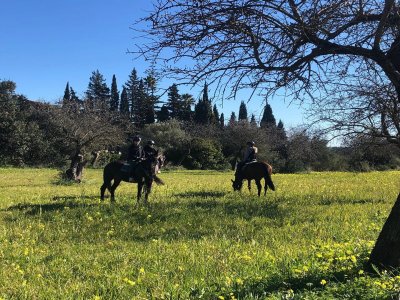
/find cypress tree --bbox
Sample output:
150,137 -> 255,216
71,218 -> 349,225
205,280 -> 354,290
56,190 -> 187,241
213,104 -> 219,124
229,111 -> 237,125
110,74 -> 119,111
260,102 -> 276,128
69,87 -> 80,102
219,112 -> 225,128
63,82 -> 71,102
194,82 -> 213,124
120,87 -> 129,115
238,101 -> 248,121
167,84 -> 181,119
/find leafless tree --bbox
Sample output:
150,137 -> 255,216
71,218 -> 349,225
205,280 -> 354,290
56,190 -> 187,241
136,0 -> 400,270
52,100 -> 129,181
135,0 -> 400,146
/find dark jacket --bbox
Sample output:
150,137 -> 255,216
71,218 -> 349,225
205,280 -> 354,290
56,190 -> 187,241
127,144 -> 144,161
143,145 -> 158,158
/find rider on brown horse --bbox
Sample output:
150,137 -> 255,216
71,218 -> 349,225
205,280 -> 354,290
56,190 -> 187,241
236,141 -> 258,178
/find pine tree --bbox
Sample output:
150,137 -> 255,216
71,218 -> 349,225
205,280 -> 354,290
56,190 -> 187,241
238,101 -> 248,121
133,80 -> 147,127
143,73 -> 158,125
260,102 -> 276,128
119,87 -> 129,115
110,74 -> 119,111
85,70 -> 110,109
124,68 -> 140,122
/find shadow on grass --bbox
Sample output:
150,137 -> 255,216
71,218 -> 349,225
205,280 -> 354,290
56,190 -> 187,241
319,197 -> 385,205
4,201 -> 99,216
200,268 -> 368,299
2,194 -> 288,242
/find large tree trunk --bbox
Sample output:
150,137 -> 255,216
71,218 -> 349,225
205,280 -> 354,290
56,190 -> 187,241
368,193 -> 400,270
65,153 -> 86,182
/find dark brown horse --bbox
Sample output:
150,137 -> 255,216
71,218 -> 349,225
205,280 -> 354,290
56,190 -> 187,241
100,153 -> 165,206
232,161 -> 275,196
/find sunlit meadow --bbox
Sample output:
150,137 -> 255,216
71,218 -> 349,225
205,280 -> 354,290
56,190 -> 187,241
0,168 -> 399,299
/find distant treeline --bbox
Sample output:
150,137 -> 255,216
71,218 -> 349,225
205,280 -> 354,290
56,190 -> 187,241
1,78 -> 399,172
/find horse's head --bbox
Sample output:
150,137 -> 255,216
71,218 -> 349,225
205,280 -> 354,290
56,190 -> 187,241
145,151 -> 165,175
157,154 -> 166,171
231,178 -> 243,191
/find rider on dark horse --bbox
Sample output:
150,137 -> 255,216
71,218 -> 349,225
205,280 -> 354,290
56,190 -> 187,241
236,141 -> 258,178
127,136 -> 145,182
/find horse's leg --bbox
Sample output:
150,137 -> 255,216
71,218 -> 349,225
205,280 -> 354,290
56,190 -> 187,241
264,177 -> 268,196
247,179 -> 251,193
136,181 -> 143,207
143,179 -> 153,207
100,182 -> 107,201
255,179 -> 262,197
110,179 -> 121,202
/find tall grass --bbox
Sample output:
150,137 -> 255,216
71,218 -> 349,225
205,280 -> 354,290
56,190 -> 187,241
0,168 -> 399,299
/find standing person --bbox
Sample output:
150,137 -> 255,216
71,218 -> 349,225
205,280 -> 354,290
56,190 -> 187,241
236,141 -> 258,177
127,136 -> 144,181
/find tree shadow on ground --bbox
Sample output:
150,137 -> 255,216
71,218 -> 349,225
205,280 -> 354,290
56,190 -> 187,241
319,197 -> 385,205
202,268 -> 370,299
2,201 -> 96,216
174,191 -> 227,199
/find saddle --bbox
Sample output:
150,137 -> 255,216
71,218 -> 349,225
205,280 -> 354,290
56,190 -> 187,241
120,161 -> 140,176
244,159 -> 257,166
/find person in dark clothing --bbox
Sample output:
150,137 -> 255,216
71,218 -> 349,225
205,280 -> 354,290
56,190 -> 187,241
127,136 -> 144,181
143,140 -> 159,177
143,140 -> 158,158
127,136 -> 144,161
235,141 -> 258,177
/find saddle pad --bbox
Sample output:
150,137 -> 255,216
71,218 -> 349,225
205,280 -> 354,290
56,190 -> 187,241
120,163 -> 131,174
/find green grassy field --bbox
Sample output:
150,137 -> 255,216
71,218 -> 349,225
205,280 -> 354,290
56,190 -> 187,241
0,168 -> 399,299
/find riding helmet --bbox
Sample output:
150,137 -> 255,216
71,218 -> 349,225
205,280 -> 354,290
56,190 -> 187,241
147,140 -> 155,145
247,141 -> 255,146
132,136 -> 141,142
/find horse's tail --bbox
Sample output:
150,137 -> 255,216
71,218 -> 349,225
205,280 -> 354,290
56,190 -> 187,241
153,175 -> 165,185
262,162 -> 275,191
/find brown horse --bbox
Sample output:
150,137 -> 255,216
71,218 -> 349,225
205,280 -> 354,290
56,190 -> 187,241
100,153 -> 165,206
232,161 -> 275,196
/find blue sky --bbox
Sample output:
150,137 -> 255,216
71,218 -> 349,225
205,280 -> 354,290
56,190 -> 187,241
1,0 -> 306,128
